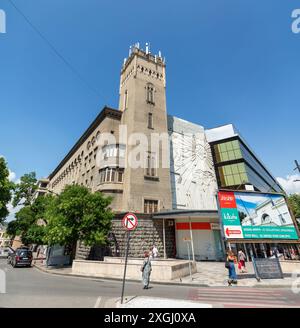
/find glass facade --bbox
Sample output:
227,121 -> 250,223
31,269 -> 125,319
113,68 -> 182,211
218,162 -> 247,187
214,140 -> 242,163
212,138 -> 283,193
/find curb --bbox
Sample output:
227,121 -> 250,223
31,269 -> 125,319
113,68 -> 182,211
32,264 -> 294,289
33,263 -> 210,287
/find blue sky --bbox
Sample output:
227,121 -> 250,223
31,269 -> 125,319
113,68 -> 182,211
0,0 -> 299,194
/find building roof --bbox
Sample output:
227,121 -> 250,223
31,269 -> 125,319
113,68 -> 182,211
48,106 -> 122,180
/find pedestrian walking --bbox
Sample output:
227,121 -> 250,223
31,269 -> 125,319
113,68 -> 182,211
238,249 -> 247,273
141,251 -> 152,289
225,250 -> 238,286
150,245 -> 159,260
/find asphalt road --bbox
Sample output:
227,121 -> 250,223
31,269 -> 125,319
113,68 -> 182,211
0,259 -> 193,308
1,259 -> 300,308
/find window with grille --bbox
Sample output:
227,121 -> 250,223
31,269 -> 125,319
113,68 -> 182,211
144,199 -> 159,214
98,168 -> 124,184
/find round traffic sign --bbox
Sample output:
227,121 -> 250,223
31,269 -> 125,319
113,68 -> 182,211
122,213 -> 138,231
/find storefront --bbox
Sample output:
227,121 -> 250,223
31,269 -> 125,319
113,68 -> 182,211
228,241 -> 300,261
153,210 -> 225,261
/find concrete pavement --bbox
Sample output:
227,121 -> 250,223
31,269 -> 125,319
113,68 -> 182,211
0,259 -> 202,308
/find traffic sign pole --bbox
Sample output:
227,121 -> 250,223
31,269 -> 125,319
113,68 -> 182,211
120,213 -> 138,305
121,230 -> 130,304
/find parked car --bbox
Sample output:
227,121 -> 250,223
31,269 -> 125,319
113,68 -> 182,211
8,247 -> 32,267
0,246 -> 14,258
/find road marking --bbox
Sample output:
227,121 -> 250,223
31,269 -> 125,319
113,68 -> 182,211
94,296 -> 102,308
223,303 -> 300,308
194,292 -> 283,299
188,287 -> 300,308
195,291 -> 281,297
196,295 -> 286,302
194,296 -> 287,304
195,288 -> 283,293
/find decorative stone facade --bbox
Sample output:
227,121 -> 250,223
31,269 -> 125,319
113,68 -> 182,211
168,116 -> 218,211
76,214 -> 176,260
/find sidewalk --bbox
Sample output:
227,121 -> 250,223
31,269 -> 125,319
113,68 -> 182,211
32,258 -> 298,288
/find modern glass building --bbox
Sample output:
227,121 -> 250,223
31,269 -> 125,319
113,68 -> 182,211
206,124 -> 284,193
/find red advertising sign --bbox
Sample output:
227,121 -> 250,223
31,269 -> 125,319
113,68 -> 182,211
218,191 -> 237,208
225,227 -> 242,237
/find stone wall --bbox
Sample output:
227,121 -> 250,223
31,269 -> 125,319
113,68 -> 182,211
75,214 -> 176,260
75,241 -> 91,260
72,258 -> 196,281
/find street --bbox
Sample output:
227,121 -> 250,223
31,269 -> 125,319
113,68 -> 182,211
1,259 -> 300,308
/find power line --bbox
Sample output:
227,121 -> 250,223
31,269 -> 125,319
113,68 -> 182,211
294,160 -> 300,174
293,160 -> 300,182
8,0 -> 103,100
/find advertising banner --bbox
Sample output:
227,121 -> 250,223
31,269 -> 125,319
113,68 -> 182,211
218,191 -> 299,240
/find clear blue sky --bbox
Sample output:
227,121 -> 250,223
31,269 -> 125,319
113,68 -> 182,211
0,0 -> 299,184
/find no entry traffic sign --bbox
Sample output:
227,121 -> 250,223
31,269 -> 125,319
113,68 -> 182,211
122,213 -> 138,231
120,212 -> 138,304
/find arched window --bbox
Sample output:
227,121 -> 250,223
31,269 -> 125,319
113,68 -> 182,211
261,213 -> 271,224
146,83 -> 155,104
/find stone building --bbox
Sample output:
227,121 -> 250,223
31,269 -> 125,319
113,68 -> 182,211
46,44 -> 222,260
47,44 -> 175,259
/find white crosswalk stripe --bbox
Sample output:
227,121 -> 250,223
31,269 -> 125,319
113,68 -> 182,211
188,288 -> 300,308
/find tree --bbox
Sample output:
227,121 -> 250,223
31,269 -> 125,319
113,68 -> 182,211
12,172 -> 37,207
238,211 -> 247,224
44,185 -> 113,252
21,225 -> 46,245
6,195 -> 53,245
0,157 -> 14,224
288,194 -> 300,219
6,220 -> 19,238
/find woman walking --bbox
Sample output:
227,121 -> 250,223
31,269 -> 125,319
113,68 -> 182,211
226,250 -> 238,286
238,249 -> 247,273
141,251 -> 152,289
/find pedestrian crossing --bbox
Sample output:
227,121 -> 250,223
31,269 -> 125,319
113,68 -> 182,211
188,287 -> 300,308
